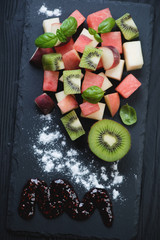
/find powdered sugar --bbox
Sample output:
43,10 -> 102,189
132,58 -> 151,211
38,4 -> 62,17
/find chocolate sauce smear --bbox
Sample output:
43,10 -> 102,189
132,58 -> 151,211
18,179 -> 113,227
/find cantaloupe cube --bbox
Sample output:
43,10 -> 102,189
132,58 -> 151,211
81,102 -> 105,120
43,18 -> 60,32
98,72 -> 112,91
123,41 -> 144,71
105,59 -> 124,81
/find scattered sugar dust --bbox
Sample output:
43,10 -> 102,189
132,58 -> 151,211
32,114 -> 126,202
38,4 -> 62,17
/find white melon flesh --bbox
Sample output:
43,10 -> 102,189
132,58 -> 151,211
81,102 -> 105,120
80,28 -> 98,48
123,41 -> 144,71
55,91 -> 67,102
98,72 -> 112,91
43,18 -> 60,32
105,59 -> 125,81
51,23 -> 61,46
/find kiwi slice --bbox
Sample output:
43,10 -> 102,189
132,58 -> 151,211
63,70 -> 81,95
116,13 -> 139,40
88,119 -> 131,162
79,46 -> 103,71
42,53 -> 64,71
61,110 -> 85,141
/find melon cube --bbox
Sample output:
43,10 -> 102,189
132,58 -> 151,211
104,92 -> 120,117
55,90 -> 68,102
81,102 -> 105,120
98,72 -> 112,91
101,32 -> 122,54
123,41 -> 144,71
51,23 -> 61,46
43,71 -> 59,92
70,10 -> 85,27
105,59 -> 125,81
115,74 -> 141,98
80,102 -> 100,116
57,95 -> 78,114
62,49 -> 81,70
43,18 -> 60,32
87,8 -> 112,31
54,38 -> 74,55
81,71 -> 104,93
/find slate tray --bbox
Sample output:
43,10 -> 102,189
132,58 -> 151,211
7,0 -> 153,239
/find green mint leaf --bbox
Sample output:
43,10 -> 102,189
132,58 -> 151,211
82,86 -> 104,104
35,33 -> 58,48
119,104 -> 137,125
88,28 -> 97,35
98,17 -> 115,34
60,16 -> 77,37
94,33 -> 103,42
56,29 -> 67,42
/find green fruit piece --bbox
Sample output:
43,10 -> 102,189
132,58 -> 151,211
63,69 -> 81,95
61,110 -> 85,141
42,53 -> 64,71
82,86 -> 104,103
88,119 -> 131,162
116,13 -> 139,40
79,46 -> 103,71
120,104 -> 137,125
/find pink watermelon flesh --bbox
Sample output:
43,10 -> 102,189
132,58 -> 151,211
115,74 -> 141,98
80,102 -> 100,116
70,10 -> 85,27
57,95 -> 78,114
87,8 -> 112,31
54,38 -> 74,55
35,93 -> 54,115
43,71 -> 59,92
62,49 -> 81,70
81,71 -> 104,93
105,92 -> 120,117
30,48 -> 54,68
101,32 -> 122,54
73,35 -> 92,53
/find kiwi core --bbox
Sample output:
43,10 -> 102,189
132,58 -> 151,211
103,133 -> 117,147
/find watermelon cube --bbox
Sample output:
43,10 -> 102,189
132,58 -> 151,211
35,93 -> 54,115
115,74 -> 141,98
70,10 -> 85,27
80,102 -> 100,116
30,48 -> 54,68
43,71 -> 59,92
87,8 -> 112,31
101,32 -> 122,54
81,71 -> 104,93
81,102 -> 105,120
54,38 -> 74,55
104,92 -> 120,117
57,95 -> 78,114
62,49 -> 81,70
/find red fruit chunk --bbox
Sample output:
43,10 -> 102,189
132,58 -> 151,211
80,102 -> 100,116
35,93 -> 54,115
81,71 -> 104,93
30,48 -> 54,68
104,92 -> 120,117
62,49 -> 81,70
101,32 -> 122,54
96,57 -> 103,70
115,74 -> 141,98
87,8 -> 112,31
57,95 -> 78,114
70,10 -> 85,27
73,35 -> 92,53
43,71 -> 59,92
54,38 -> 74,55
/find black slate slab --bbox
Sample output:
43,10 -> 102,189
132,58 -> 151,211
7,0 -> 153,239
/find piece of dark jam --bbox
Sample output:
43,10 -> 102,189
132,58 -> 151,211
18,178 -> 113,227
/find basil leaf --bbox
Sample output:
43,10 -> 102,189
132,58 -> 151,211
35,33 -> 58,48
94,33 -> 103,43
119,104 -> 137,125
60,16 -> 77,37
88,28 -> 97,35
82,86 -> 104,104
56,29 -> 67,42
98,17 -> 115,34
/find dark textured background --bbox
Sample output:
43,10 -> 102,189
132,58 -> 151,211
0,0 -> 160,239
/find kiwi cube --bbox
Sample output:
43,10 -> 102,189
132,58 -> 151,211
63,69 -> 81,95
79,46 -> 103,71
116,13 -> 139,41
61,110 -> 85,141
42,53 -> 64,71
